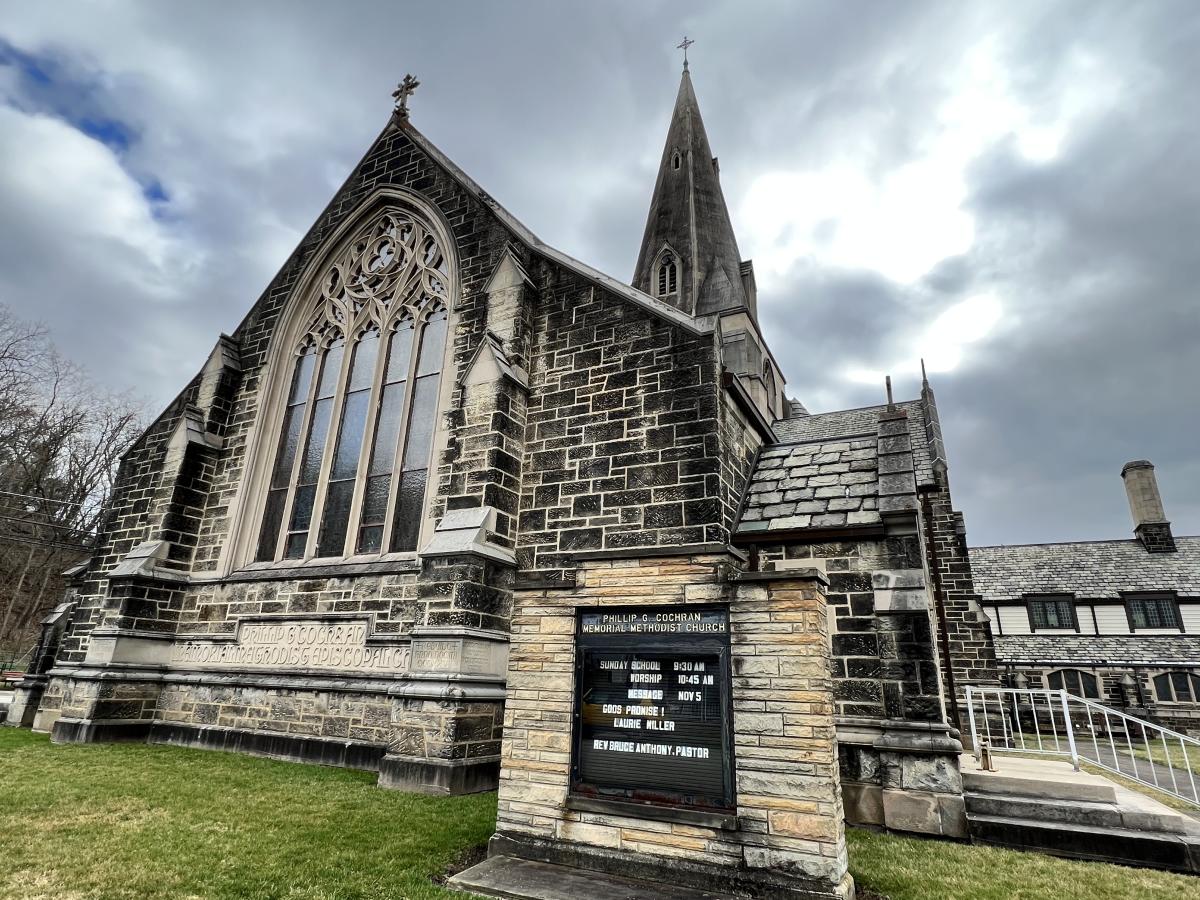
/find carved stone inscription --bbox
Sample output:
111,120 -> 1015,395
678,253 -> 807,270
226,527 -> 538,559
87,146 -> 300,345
171,619 -> 409,675
411,640 -> 460,673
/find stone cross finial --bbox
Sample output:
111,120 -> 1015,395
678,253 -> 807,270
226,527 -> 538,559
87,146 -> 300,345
392,74 -> 420,119
677,36 -> 695,71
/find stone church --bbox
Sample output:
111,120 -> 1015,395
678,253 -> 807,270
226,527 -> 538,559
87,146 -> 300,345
8,62 -> 998,889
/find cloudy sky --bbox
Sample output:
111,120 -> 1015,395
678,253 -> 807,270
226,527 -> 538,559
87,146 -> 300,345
0,1 -> 1196,547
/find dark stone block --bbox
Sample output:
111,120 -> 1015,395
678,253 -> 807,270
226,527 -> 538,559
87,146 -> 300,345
832,634 -> 879,657
644,503 -> 683,528
560,528 -> 603,551
683,498 -> 720,525
828,572 -> 872,593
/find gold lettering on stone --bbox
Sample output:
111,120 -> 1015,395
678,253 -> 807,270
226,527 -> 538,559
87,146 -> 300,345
170,619 -> 409,674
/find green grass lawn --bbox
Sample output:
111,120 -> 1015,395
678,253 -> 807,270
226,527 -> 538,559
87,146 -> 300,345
2,728 -> 1198,900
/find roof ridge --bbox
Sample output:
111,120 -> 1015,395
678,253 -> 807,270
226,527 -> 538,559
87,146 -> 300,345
400,122 -> 714,337
972,535 -> 1200,551
780,398 -> 921,421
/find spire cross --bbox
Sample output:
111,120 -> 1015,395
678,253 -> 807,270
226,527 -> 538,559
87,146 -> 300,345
392,74 -> 420,119
677,36 -> 695,70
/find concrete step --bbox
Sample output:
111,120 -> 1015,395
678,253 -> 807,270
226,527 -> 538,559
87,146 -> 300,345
962,768 -> 1117,803
965,790 -> 1190,834
968,812 -> 1200,874
449,855 -> 736,900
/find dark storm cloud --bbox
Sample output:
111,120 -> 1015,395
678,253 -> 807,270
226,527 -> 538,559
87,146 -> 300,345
0,0 -> 1196,546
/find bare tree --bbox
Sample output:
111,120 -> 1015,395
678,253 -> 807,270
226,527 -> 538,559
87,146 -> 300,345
0,305 -> 145,666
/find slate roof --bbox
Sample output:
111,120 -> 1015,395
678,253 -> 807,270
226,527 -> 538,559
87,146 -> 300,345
995,634 -> 1200,666
735,398 -> 936,537
969,537 -> 1200,602
737,436 -> 882,534
773,400 -> 936,488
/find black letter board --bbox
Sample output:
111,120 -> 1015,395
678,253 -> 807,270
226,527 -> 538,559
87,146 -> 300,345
571,605 -> 734,810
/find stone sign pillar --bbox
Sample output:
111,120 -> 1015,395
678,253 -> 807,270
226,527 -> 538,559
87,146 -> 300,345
469,552 -> 853,899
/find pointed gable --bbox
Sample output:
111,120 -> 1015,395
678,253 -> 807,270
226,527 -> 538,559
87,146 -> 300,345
633,68 -> 749,317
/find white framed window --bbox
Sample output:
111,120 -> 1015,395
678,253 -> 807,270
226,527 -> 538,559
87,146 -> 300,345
253,207 -> 451,563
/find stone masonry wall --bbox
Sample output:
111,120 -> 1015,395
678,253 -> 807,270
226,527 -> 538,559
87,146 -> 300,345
515,274 -> 731,580
55,408 -> 189,663
54,121 -> 521,668
919,481 -> 1000,728
176,572 -> 420,639
758,538 -> 943,723
156,682 -> 393,744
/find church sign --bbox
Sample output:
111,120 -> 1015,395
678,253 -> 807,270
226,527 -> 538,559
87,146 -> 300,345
572,605 -> 734,810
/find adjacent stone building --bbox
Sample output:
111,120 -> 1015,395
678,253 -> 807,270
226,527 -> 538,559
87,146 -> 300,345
972,461 -> 1200,736
7,63 -> 996,864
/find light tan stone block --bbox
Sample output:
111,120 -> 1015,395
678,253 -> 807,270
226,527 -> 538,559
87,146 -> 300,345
768,810 -> 839,840
558,820 -> 621,849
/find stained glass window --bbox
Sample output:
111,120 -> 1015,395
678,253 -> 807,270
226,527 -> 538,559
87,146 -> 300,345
255,207 -> 450,562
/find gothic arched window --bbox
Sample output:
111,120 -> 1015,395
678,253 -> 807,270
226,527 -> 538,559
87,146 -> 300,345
763,362 -> 776,413
254,208 -> 451,562
1153,671 -> 1200,703
656,250 -> 678,297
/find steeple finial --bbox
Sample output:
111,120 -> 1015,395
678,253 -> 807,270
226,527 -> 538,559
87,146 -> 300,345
392,74 -> 420,120
677,36 -> 695,71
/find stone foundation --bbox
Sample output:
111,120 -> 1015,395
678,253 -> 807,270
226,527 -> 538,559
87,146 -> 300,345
34,663 -> 504,793
837,718 -> 966,838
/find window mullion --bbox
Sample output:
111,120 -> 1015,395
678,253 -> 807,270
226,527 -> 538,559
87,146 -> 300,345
306,337 -> 356,559
273,349 -> 322,561
343,324 -> 393,556
380,319 -> 424,551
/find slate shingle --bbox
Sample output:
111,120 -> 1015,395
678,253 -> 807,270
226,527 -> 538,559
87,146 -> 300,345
995,634 -> 1200,666
969,536 -> 1200,602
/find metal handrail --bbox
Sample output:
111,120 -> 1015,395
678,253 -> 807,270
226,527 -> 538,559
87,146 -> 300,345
965,686 -> 1200,807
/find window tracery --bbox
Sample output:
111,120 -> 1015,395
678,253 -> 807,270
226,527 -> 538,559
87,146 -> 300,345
255,208 -> 451,562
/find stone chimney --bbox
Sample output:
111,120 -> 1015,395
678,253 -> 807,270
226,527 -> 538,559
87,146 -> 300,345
1121,460 -> 1176,553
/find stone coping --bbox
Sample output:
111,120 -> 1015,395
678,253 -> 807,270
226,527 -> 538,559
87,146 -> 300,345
566,543 -> 749,563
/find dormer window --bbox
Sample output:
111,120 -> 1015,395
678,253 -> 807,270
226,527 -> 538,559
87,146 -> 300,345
671,151 -> 681,170
1125,593 -> 1182,631
656,251 -> 678,297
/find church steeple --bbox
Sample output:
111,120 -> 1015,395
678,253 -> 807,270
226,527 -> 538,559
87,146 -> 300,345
633,63 -> 750,318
